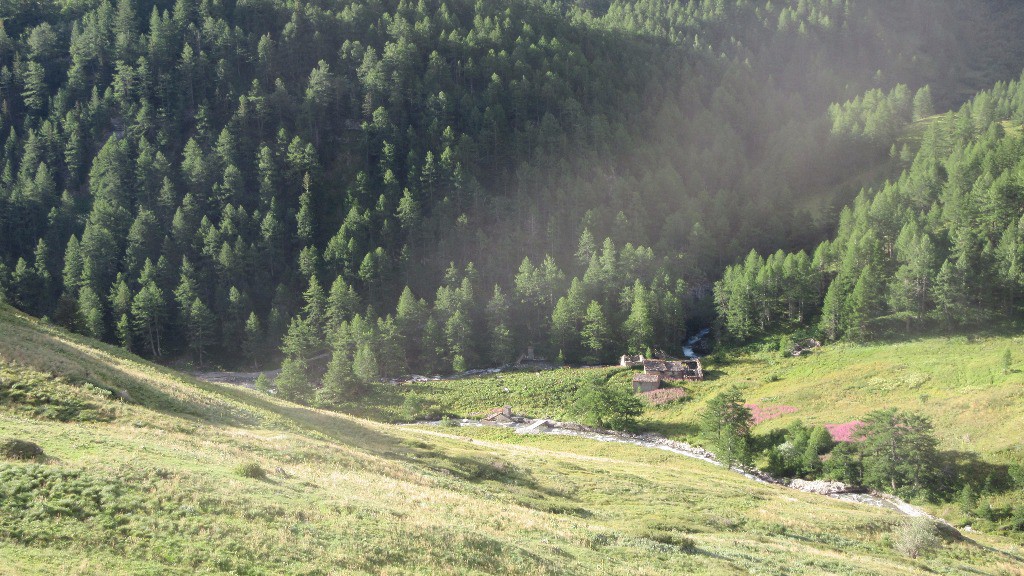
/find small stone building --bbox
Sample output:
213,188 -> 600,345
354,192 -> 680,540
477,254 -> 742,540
642,358 -> 703,381
632,373 -> 662,392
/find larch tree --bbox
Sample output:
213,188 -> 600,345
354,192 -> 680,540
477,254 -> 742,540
581,300 -> 611,364
132,281 -> 167,357
699,387 -> 753,466
188,297 -> 216,367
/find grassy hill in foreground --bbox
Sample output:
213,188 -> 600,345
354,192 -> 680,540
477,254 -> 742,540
2,305 -> 1024,574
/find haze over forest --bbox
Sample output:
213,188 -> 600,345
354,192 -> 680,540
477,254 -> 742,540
6,1 -> 1024,574
2,0 -> 1024,377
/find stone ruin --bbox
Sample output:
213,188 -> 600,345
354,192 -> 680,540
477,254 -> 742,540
791,339 -> 822,356
620,354 -> 646,368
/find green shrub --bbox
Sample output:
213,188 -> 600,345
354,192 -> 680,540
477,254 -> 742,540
402,391 -> 446,422
892,517 -> 939,558
778,335 -> 793,358
958,484 -> 977,517
1010,504 -> 1024,531
254,373 -> 272,394
573,381 -> 643,431
699,387 -> 752,466
0,438 -> 44,460
235,462 -> 267,480
1009,463 -> 1024,489
637,529 -> 696,551
821,442 -> 862,485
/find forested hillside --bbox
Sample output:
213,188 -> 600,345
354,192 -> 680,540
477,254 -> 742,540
3,0 -> 1024,380
716,75 -> 1024,341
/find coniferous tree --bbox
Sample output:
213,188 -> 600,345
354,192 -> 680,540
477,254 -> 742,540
624,280 -> 654,354
254,373 -> 272,394
326,276 -> 361,336
932,259 -> 967,329
62,235 -> 84,296
12,257 -> 40,314
819,274 -> 848,341
913,86 -> 934,121
550,278 -> 586,362
395,286 -> 427,369
78,286 -> 105,339
353,343 -> 380,385
243,312 -> 263,369
319,343 -> 359,407
421,315 -> 445,374
132,281 -> 167,357
302,275 -> 327,343
52,292 -> 84,331
581,300 -> 611,364
700,387 -> 753,466
281,316 -> 318,361
376,315 -> 406,377
845,265 -> 886,340
115,313 -> 133,351
276,356 -> 313,404
859,409 -> 939,492
485,284 -> 514,366
890,231 -> 937,329
188,297 -> 216,366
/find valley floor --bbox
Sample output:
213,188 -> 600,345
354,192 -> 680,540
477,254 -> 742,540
2,306 -> 1024,574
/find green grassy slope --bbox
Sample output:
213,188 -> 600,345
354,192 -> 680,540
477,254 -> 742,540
644,336 -> 1024,460
378,332 -> 1024,464
1,305 -> 1023,575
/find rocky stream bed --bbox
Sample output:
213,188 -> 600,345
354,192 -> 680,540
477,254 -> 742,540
417,414 -> 952,527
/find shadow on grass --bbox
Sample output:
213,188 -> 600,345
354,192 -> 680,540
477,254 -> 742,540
701,369 -> 726,381
959,534 -> 1024,564
3,311 -> 266,428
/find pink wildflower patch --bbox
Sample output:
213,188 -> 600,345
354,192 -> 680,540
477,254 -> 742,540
745,404 -> 797,425
639,387 -> 689,405
825,421 -> 865,442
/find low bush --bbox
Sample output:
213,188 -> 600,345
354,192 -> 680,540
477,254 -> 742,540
893,517 -> 939,558
0,438 -> 44,460
401,392 -> 447,422
574,381 -> 644,431
235,462 -> 267,480
636,528 -> 696,551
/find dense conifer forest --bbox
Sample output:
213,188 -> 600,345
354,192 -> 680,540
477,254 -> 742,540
715,76 -> 1024,342
4,0 -> 1024,405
